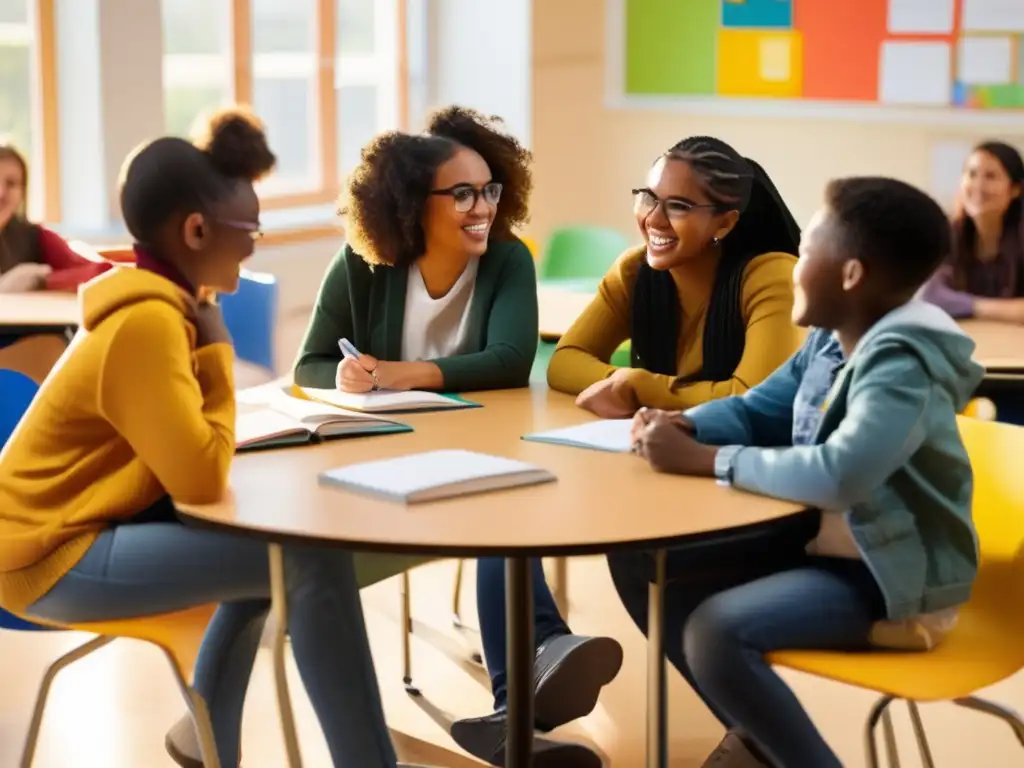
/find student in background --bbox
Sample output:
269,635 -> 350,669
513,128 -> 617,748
294,107 -> 599,766
0,110 -> 409,768
922,140 -> 1024,321
547,135 -> 804,418
631,177 -> 980,767
0,144 -> 112,293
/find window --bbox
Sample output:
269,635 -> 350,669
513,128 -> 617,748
0,0 -> 49,218
161,0 -> 232,137
336,0 -> 400,179
157,0 -> 404,208
251,0 -> 319,194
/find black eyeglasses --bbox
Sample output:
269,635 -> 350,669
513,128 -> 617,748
430,182 -> 503,213
632,188 -> 723,220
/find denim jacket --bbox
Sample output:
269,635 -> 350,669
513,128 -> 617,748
686,302 -> 983,620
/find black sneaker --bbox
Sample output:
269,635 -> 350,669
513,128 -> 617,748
450,712 -> 601,768
533,634 -> 623,731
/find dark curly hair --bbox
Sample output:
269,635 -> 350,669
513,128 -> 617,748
120,106 -> 276,246
340,105 -> 532,267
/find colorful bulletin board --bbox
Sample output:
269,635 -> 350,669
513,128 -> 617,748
608,0 -> 1024,122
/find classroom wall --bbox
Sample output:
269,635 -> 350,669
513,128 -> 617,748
422,0 -> 532,144
529,0 -> 1024,243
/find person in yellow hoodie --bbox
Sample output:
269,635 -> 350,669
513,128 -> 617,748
0,110 -> 404,768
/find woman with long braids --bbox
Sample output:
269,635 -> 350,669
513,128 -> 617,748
547,135 -> 803,416
453,137 -> 805,767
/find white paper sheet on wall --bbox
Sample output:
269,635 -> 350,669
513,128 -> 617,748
888,0 -> 955,34
962,0 -> 1024,32
958,36 -> 1014,84
879,42 -> 952,106
930,140 -> 973,212
759,38 -> 791,82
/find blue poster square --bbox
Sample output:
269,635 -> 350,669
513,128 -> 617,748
722,0 -> 792,29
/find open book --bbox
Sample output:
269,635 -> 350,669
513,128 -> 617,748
318,449 -> 556,503
235,388 -> 412,451
522,419 -> 634,453
301,386 -> 479,414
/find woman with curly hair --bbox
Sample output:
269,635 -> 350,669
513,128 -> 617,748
294,105 -> 538,392
290,106 -> 604,768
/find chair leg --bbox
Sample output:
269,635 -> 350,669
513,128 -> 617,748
268,543 -> 303,768
863,695 -> 896,768
954,695 -> 1024,748
906,701 -> 936,768
552,557 -> 569,617
20,635 -> 115,768
401,571 -> 419,696
881,704 -> 901,767
451,559 -> 465,627
162,648 -> 221,768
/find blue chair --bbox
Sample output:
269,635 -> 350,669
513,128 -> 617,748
219,269 -> 279,373
0,370 -> 52,632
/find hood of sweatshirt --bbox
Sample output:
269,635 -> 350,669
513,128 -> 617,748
852,299 -> 985,413
80,266 -> 194,332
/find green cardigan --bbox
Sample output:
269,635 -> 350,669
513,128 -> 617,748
293,239 -> 539,392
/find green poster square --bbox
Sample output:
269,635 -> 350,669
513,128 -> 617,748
625,0 -> 719,95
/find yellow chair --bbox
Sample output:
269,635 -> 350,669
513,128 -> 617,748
520,235 -> 539,259
768,416 -> 1024,767
19,606 -> 218,768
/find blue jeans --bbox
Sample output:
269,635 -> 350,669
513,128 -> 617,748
608,514 -> 883,768
476,557 -> 570,709
27,498 -> 397,768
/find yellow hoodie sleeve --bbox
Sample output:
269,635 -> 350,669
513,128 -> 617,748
97,303 -> 236,505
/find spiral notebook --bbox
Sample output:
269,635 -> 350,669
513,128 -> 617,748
318,449 -> 556,503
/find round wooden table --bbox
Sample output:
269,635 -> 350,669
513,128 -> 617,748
177,386 -> 804,768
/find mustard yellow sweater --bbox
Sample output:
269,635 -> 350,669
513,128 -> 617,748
0,269 -> 236,614
547,246 -> 803,409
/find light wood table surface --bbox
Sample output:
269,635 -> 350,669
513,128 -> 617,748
0,292 -> 79,328
538,286 -> 593,342
179,386 -> 802,768
960,320 -> 1024,373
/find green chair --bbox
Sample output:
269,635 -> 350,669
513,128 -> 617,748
538,226 -> 629,282
610,340 -> 631,368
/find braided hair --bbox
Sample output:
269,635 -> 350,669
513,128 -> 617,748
631,136 -> 800,381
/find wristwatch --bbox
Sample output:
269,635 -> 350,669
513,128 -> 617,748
713,445 -> 743,486
370,366 -> 380,392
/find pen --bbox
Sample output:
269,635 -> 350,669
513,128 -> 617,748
338,338 -> 361,360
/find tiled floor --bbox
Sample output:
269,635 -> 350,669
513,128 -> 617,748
3,556 -> 1023,767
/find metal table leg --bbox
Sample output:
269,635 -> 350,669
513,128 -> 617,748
505,556 -> 535,768
269,543 -> 304,768
646,548 -> 668,768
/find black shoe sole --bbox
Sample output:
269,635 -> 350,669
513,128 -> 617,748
489,739 -> 602,768
450,718 -> 602,768
534,636 -> 623,731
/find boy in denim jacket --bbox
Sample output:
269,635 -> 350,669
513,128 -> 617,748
634,177 -> 983,768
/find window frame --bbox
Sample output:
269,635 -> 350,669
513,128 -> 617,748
3,0 -> 59,221
228,0 -> 407,210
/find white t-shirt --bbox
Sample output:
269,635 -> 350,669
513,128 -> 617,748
400,259 -> 479,362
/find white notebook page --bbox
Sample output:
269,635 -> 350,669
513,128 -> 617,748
302,387 -> 457,412
322,450 -> 539,496
526,419 -> 633,453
